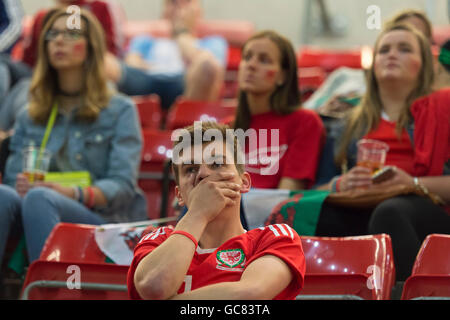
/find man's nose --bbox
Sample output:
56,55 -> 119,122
195,164 -> 211,185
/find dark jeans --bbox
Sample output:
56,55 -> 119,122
117,62 -> 184,110
316,195 -> 450,281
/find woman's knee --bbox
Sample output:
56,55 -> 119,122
22,187 -> 57,218
0,185 -> 21,216
369,196 -> 413,231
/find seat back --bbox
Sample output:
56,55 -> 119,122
133,95 -> 163,130
297,47 -> 362,72
411,234 -> 450,276
402,234 -> 450,300
21,261 -> 129,300
39,223 -> 106,263
139,129 -> 176,219
166,99 -> 237,130
298,234 -> 396,300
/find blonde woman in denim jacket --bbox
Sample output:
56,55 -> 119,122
0,8 -> 147,266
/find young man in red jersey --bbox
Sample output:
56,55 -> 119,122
127,121 -> 306,300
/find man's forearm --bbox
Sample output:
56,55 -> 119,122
174,32 -> 201,66
169,281 -> 254,300
134,215 -> 207,300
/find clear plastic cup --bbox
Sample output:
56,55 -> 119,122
356,139 -> 389,174
22,146 -> 52,183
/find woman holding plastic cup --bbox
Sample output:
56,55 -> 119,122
315,23 -> 450,280
0,8 -> 147,268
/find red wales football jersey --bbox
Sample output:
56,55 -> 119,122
127,224 -> 306,300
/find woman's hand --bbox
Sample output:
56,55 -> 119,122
375,166 -> 414,188
15,173 -> 32,197
338,166 -> 373,191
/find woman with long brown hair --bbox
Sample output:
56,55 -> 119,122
0,8 -> 146,268
316,23 -> 450,281
234,30 -> 325,190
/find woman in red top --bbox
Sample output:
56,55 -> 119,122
317,23 -> 450,281
234,30 -> 325,190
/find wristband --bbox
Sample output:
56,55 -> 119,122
336,176 -> 342,192
330,176 -> 341,192
72,186 -> 80,201
78,186 -> 84,204
86,186 -> 95,208
171,230 -> 198,248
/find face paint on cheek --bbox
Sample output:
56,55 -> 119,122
72,42 -> 86,57
266,69 -> 277,81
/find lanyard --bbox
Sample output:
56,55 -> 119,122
40,102 -> 58,152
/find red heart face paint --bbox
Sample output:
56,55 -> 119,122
266,69 -> 277,80
73,42 -> 86,56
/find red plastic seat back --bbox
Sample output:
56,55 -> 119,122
299,234 -> 396,300
411,234 -> 450,276
297,47 -> 362,72
133,95 -> 163,130
401,234 -> 450,300
140,129 -> 173,172
39,223 -> 106,264
139,129 -> 175,219
21,261 -> 129,300
166,99 -> 237,130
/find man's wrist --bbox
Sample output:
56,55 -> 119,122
175,211 -> 208,241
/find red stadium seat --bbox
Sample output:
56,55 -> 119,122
401,234 -> 450,300
39,223 -> 106,264
165,98 -> 237,130
140,129 -> 176,219
132,95 -> 163,130
297,47 -> 362,72
298,67 -> 327,101
297,234 -> 396,300
20,261 -> 129,300
298,67 -> 327,90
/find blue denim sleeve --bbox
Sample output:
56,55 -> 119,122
93,98 -> 143,209
3,108 -> 29,187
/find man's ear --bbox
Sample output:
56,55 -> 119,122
239,172 -> 252,194
175,185 -> 186,207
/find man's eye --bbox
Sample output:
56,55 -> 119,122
211,162 -> 223,168
185,167 -> 197,174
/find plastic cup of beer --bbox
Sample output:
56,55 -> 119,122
356,139 -> 389,174
22,147 -> 51,183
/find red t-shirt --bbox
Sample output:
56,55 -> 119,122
364,118 -> 415,175
127,224 -> 306,300
22,0 -> 123,67
245,109 -> 325,189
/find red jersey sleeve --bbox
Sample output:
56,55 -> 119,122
127,226 -> 174,300
21,10 -> 47,67
247,224 -> 306,300
283,110 -> 325,188
89,1 -> 119,56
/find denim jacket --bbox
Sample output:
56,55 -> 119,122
4,93 -> 147,223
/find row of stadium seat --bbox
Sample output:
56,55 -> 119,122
19,223 -> 450,300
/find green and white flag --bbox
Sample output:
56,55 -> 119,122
242,188 -> 330,236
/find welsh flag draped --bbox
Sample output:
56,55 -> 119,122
242,189 -> 330,236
